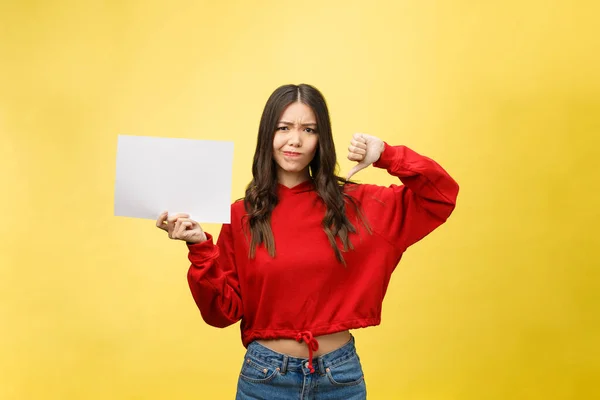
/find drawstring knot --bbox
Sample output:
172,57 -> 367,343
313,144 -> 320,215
296,331 -> 319,374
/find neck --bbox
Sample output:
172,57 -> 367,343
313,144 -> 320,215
277,168 -> 311,188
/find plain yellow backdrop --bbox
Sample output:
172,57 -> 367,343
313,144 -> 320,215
1,1 -> 599,399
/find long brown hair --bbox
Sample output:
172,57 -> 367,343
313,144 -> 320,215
244,84 -> 370,264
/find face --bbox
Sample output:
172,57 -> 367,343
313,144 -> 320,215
273,102 -> 319,182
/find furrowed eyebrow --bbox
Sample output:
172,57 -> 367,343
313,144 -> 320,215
278,121 -> 317,127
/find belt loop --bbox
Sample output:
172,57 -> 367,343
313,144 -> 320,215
317,356 -> 326,375
281,355 -> 288,374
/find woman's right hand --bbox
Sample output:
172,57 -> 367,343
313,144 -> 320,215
156,211 -> 207,244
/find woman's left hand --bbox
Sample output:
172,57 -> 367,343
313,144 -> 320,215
346,133 -> 385,180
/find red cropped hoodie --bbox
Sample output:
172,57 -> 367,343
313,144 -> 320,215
186,143 -> 459,372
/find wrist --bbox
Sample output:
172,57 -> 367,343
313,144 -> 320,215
374,141 -> 386,163
186,233 -> 208,245
373,142 -> 396,169
378,141 -> 385,159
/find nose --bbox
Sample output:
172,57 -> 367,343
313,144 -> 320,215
288,128 -> 302,147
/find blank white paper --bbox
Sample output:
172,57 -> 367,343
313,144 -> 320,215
114,135 -> 234,223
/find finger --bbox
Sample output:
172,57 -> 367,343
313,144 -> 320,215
156,211 -> 168,231
353,133 -> 367,143
348,144 -> 367,155
346,163 -> 366,180
173,219 -> 190,239
166,213 -> 188,234
167,219 -> 175,235
348,152 -> 364,162
178,218 -> 199,229
350,139 -> 368,150
171,219 -> 186,239
179,222 -> 193,239
167,213 -> 190,223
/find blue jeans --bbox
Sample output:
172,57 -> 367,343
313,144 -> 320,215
236,336 -> 367,400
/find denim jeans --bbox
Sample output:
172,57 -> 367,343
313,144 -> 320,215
236,336 -> 367,400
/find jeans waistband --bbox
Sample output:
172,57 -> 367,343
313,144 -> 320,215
245,335 -> 357,375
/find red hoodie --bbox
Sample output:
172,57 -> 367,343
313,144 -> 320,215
186,143 -> 459,372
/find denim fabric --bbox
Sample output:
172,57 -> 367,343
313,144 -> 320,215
236,336 -> 366,400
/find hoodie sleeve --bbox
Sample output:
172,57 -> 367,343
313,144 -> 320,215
186,222 -> 243,328
366,143 -> 459,252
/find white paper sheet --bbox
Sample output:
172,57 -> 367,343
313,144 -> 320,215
114,135 -> 234,223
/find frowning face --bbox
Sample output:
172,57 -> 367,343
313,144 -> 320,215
272,102 -> 319,184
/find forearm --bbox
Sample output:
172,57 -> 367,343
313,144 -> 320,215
186,233 -> 243,328
374,143 -> 459,218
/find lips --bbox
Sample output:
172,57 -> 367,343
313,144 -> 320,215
283,151 -> 301,157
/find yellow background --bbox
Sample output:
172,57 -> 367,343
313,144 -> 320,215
1,1 -> 599,399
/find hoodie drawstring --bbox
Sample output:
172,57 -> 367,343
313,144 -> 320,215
295,331 -> 319,374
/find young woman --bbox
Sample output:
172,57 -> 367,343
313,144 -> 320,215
156,84 -> 459,399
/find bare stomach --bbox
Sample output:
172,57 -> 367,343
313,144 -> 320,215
256,331 -> 352,358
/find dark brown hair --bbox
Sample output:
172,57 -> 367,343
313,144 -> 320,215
244,84 -> 370,264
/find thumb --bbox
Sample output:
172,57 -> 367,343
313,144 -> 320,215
346,162 -> 367,180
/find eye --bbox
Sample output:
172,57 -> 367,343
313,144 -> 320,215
277,126 -> 289,131
305,128 -> 316,133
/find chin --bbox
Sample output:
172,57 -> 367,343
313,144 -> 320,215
277,161 -> 309,174
283,166 -> 307,173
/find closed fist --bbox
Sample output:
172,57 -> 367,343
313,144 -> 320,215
346,133 -> 385,180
